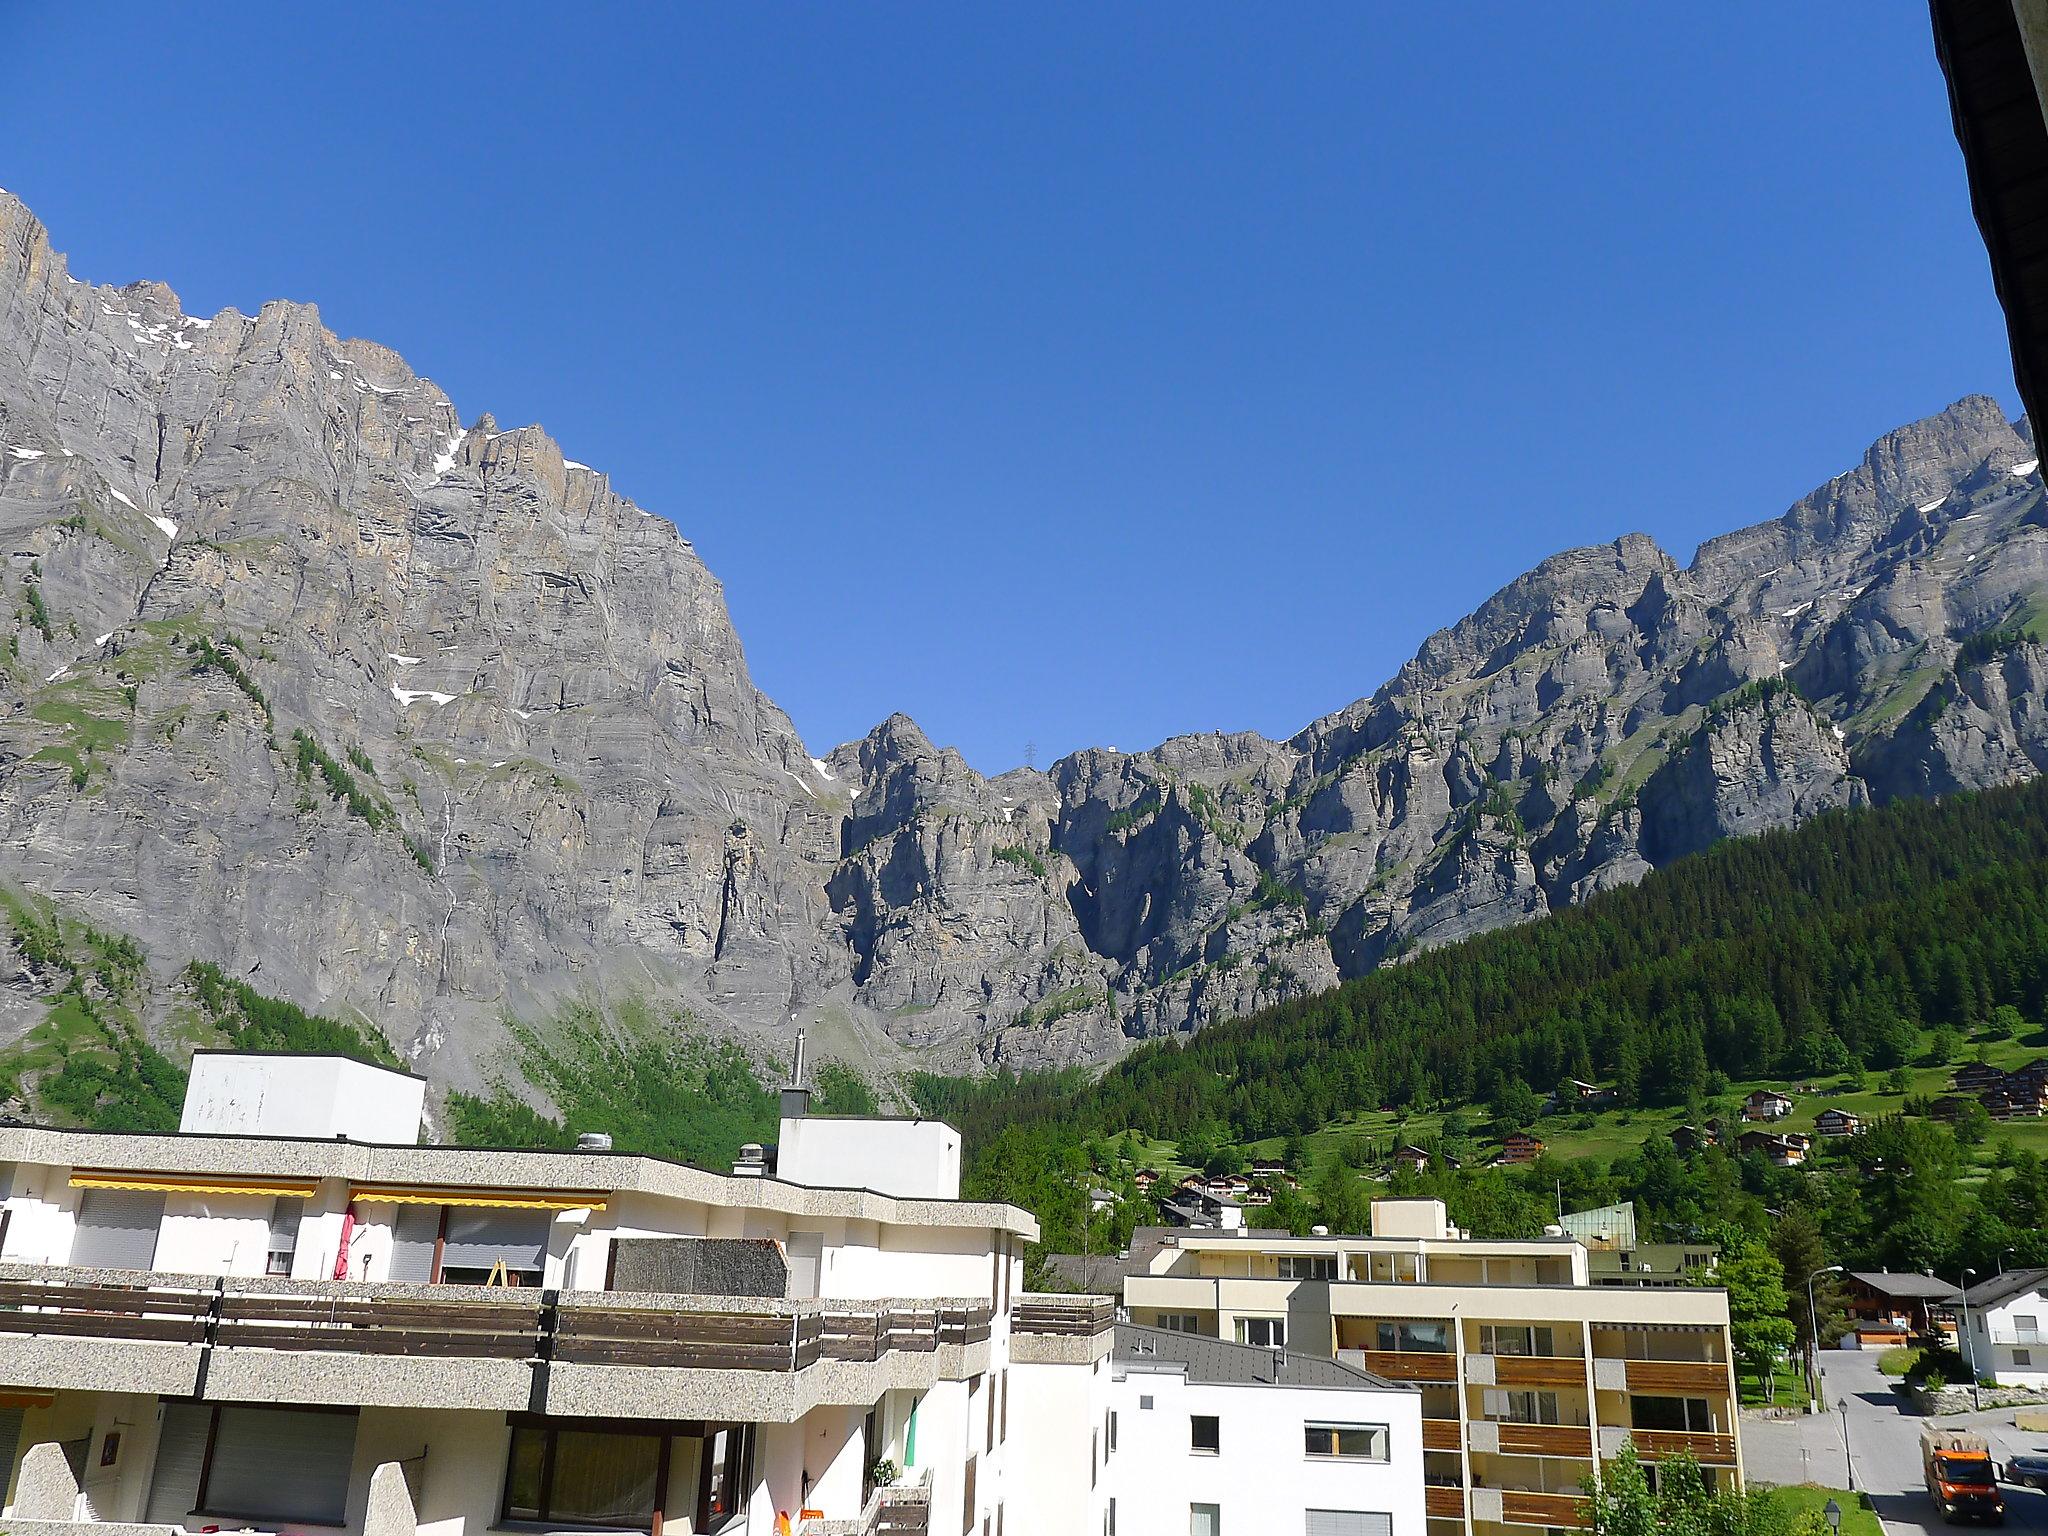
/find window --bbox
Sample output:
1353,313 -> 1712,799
1091,1428 -> 1098,1487
2019,1314 -> 2041,1344
1139,1395 -> 1155,1411
70,1188 -> 163,1270
1190,1503 -> 1221,1536
1629,1396 -> 1715,1433
1373,1320 -> 1449,1354
1191,1415 -> 1220,1455
1235,1317 -> 1285,1348
1160,1313 -> 1201,1334
198,1405 -> 359,1526
266,1197 -> 302,1277
1480,1324 -> 1556,1358
503,1425 -> 671,1531
987,1371 -> 996,1452
441,1207 -> 551,1286
1485,1390 -> 1565,1425
1304,1423 -> 1390,1461
2017,1349 -> 2034,1366
1000,1370 -> 1008,1443
1109,1409 -> 1119,1452
1278,1255 -> 1337,1280
1108,1498 -> 1117,1536
962,1456 -> 977,1536
1304,1514 -> 1391,1536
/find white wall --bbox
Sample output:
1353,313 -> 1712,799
181,1055 -> 425,1145
1008,1352 -> 1111,1535
777,1117 -> 960,1200
1103,1366 -> 1424,1536
1968,1297 -> 2048,1388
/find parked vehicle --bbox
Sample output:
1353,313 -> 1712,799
2004,1453 -> 2048,1490
1923,1426 -> 2006,1523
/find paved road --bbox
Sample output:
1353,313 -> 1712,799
1744,1348 -> 2048,1532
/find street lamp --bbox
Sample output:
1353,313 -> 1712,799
1837,1397 -> 1854,1492
1823,1497 -> 1842,1534
1960,1266 -> 1980,1409
1806,1264 -> 1844,1411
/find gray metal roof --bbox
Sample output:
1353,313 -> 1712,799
1847,1270 -> 1965,1300
1964,1267 -> 2048,1310
1112,1322 -> 1405,1391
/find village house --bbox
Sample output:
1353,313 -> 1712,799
1497,1131 -> 1546,1166
1734,1130 -> 1809,1167
1813,1108 -> 1863,1138
1959,1269 -> 2048,1388
1841,1271 -> 1964,1347
1739,1090 -> 1794,1123
1670,1124 -> 1720,1155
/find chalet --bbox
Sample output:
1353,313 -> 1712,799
1842,1270 -> 1963,1346
1547,1078 -> 1617,1111
1929,1095 -> 1973,1122
1161,1188 -> 1245,1231
1670,1123 -> 1720,1154
1740,1090 -> 1794,1122
1498,1131 -> 1547,1166
1248,1158 -> 1289,1178
1392,1144 -> 1434,1173
1814,1108 -> 1863,1139
1987,1078 -> 2048,1118
1176,1173 -> 1207,1194
1133,1168 -> 1159,1192
1954,1061 -> 2007,1093
1736,1130 -> 1809,1167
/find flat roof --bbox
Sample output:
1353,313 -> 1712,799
1114,1323 -> 1404,1391
0,1123 -> 1037,1239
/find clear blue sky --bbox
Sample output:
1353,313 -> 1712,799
0,4 -> 2017,772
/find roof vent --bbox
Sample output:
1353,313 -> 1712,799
733,1143 -> 768,1178
575,1132 -> 614,1152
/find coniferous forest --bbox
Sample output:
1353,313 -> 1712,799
914,776 -> 2048,1299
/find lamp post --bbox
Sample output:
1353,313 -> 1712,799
1823,1496 -> 1842,1533
1960,1266 -> 1980,1409
1838,1397 -> 1854,1491
1806,1264 -> 1843,1412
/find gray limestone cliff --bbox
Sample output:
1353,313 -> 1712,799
5,188 -> 2048,1096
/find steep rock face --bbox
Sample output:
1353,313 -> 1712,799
8,187 -> 2048,1089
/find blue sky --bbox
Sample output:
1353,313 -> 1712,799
0,4 -> 2017,772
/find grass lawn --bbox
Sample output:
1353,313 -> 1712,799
1763,1486 -> 1881,1536
1738,1355 -> 1809,1409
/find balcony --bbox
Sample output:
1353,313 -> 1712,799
1468,1351 -> 1587,1389
1422,1417 -> 1462,1452
1494,1422 -> 1595,1458
796,1482 -> 933,1534
1424,1485 -> 1465,1519
1618,1358 -> 1730,1394
1599,1426 -> 1738,1466
1497,1489 -> 1591,1529
1010,1292 -> 1115,1364
1343,1348 -> 1457,1382
0,1267 -> 993,1421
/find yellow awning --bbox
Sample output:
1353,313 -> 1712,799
71,1171 -> 320,1198
348,1185 -> 607,1212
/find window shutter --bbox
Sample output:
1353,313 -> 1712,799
440,1208 -> 552,1272
389,1205 -> 442,1282
0,1408 -> 21,1509
145,1403 -> 211,1525
203,1406 -> 358,1525
1304,1514 -> 1391,1536
71,1190 -> 164,1270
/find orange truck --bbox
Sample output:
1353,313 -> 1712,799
1922,1426 -> 2005,1524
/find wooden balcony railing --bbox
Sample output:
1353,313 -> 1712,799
1620,1428 -> 1739,1465
1424,1486 -> 1465,1519
1011,1294 -> 1115,1337
1350,1348 -> 1456,1382
1621,1359 -> 1730,1394
1422,1417 -> 1462,1452
1495,1422 -> 1595,1458
0,1273 -> 992,1374
1499,1489 -> 1591,1529
1489,1354 -> 1589,1389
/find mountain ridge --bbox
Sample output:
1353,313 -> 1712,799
5,185 -> 2048,1114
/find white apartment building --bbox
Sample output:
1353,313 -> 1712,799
0,1050 -> 1059,1536
1106,1199 -> 1742,1536
1009,1320 -> 1424,1536
1960,1268 -> 2048,1387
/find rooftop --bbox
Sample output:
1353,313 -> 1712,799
1964,1267 -> 2048,1309
1847,1271 -> 1964,1300
1113,1323 -> 1401,1390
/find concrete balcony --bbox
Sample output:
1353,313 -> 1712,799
1008,1293 -> 1114,1365
0,1266 -> 992,1423
1340,1347 -> 1457,1382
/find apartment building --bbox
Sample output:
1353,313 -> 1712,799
0,1049 -> 1062,1536
1008,1313 -> 1424,1536
1112,1198 -> 1742,1536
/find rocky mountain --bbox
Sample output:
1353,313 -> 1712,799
6,187 -> 2048,1105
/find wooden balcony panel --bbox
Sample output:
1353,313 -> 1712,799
1496,1422 -> 1596,1458
1499,1489 -> 1591,1529
1626,1428 -> 1739,1465
1424,1486 -> 1465,1519
1422,1417 -> 1463,1451
1622,1359 -> 1730,1394
1355,1348 -> 1457,1381
1491,1354 -> 1589,1388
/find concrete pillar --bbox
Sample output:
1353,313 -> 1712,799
363,1460 -> 418,1536
14,1440 -> 79,1520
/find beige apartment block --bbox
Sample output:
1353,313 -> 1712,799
1118,1199 -> 1741,1536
